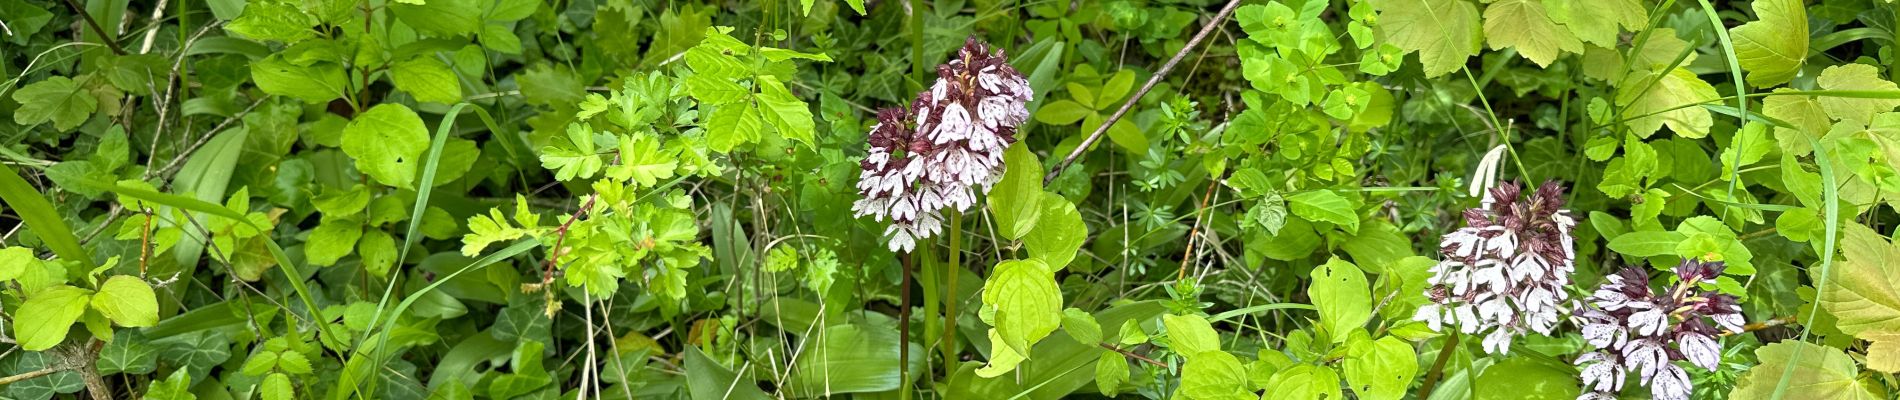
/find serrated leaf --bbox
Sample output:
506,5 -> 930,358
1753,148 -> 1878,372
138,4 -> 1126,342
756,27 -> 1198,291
756,76 -> 816,149
1764,89 -> 1831,155
11,77 -> 98,131
1819,223 -> 1900,372
1729,341 -> 1879,399
706,102 -> 763,152
1730,0 -> 1808,88
1371,0 -> 1480,77
1818,64 -> 1900,126
1481,0 -> 1583,67
1546,0 -> 1644,47
1617,68 -> 1719,138
607,134 -> 678,187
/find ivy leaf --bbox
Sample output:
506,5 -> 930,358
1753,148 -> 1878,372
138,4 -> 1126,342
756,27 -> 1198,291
15,285 -> 91,351
1344,334 -> 1416,400
1817,64 -> 1900,127
391,57 -> 464,104
11,76 -> 98,131
1309,257 -> 1370,344
989,143 -> 1044,240
1617,68 -> 1719,138
1287,190 -> 1359,234
91,275 -> 158,327
1480,0 -> 1583,67
1729,341 -> 1879,399
1729,0 -> 1808,88
1025,192 -> 1086,269
983,259 -> 1062,356
1370,0 -> 1480,77
342,104 -> 431,188
97,331 -> 157,375
1820,223 -> 1900,372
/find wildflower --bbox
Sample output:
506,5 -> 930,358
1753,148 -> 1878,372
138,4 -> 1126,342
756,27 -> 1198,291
1573,260 -> 1744,400
853,37 -> 1033,252
1413,180 -> 1578,354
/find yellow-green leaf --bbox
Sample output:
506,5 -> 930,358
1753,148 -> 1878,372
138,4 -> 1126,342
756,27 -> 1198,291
1480,0 -> 1583,67
1371,0 -> 1480,77
1730,0 -> 1809,88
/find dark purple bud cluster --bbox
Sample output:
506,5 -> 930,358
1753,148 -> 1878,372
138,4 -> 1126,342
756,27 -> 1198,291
1574,260 -> 1744,400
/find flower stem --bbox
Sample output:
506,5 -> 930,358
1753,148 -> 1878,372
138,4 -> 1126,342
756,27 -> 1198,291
1416,331 -> 1461,399
899,251 -> 914,400
943,212 -> 962,374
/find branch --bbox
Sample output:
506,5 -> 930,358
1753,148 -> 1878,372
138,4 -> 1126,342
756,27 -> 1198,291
1042,0 -> 1243,185
0,367 -> 64,385
60,0 -> 128,55
1098,343 -> 1167,368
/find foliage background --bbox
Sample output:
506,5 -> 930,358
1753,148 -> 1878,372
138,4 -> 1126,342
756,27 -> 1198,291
0,0 -> 1895,399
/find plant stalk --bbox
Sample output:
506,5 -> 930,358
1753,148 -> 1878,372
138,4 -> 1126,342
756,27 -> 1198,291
898,251 -> 914,400
943,212 -> 962,374
1416,331 -> 1461,399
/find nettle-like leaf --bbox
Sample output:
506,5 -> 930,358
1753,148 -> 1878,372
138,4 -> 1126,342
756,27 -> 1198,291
1617,68 -> 1719,139
1729,341 -> 1880,399
342,104 -> 431,188
1370,0 -> 1479,77
1821,223 -> 1900,372
1480,0 -> 1582,67
685,27 -> 826,152
1545,0 -> 1644,48
1730,0 -> 1808,87
11,76 -> 99,131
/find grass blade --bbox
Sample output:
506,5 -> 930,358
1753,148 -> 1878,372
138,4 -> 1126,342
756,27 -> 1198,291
1774,137 -> 1841,400
0,162 -> 88,265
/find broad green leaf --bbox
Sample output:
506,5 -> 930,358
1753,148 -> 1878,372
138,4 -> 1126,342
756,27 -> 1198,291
390,57 -> 464,104
705,102 -> 764,152
144,369 -> 196,400
1730,0 -> 1808,87
15,285 -> 91,351
1263,364 -> 1343,400
983,259 -> 1062,356
1617,68 -> 1719,138
1729,341 -> 1879,400
305,220 -> 362,266
1473,356 -> 1578,400
1763,89 -> 1830,155
1178,351 -> 1251,400
342,104 -> 431,189
1480,0 -> 1582,67
1034,100 -> 1091,125
0,247 -> 36,281
1341,220 -> 1412,272
756,76 -> 816,149
1025,192 -> 1086,269
91,275 -> 158,327
1607,231 -> 1688,256
1819,223 -> 1900,372
261,373 -> 294,400
251,54 -> 347,103
97,331 -> 157,375
989,143 -> 1044,240
1370,0 -> 1480,77
974,328 -> 1027,378
783,323 -> 918,395
1309,257 -> 1370,344
1287,190 -> 1359,234
1096,351 -> 1129,396
390,0 -> 482,37
359,229 -> 399,276
224,0 -> 316,43
11,76 -> 98,131
1163,314 -> 1221,358
1817,64 -> 1900,126
1545,0 -> 1644,47
1344,334 -> 1416,400
1060,308 -> 1102,344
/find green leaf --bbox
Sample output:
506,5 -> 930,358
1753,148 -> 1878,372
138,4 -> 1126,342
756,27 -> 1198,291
1060,308 -> 1101,345
479,24 -> 523,54
843,0 -> 865,15
260,372 -> 294,400
1607,231 -> 1688,256
1370,0 -> 1480,77
305,220 -> 362,266
250,54 -> 347,103
782,323 -> 918,396
683,345 -> 771,400
224,0 -> 316,43
1545,0 -> 1644,47
1095,351 -> 1129,396
1178,351 -> 1251,400
144,369 -> 196,400
0,163 -> 89,266
1163,314 -> 1221,358
342,104 -> 431,189
15,285 -> 91,351
756,76 -> 816,149
1473,356 -> 1579,400
1263,364 -> 1343,400
1729,0 -> 1808,87
1025,192 -> 1086,269
1344,334 -> 1416,400
487,0 -> 537,21
705,102 -> 764,152
1729,341 -> 1879,400
1763,89 -> 1830,155
1819,223 -> 1900,372
358,229 -> 399,276
390,0 -> 482,37
98,331 -> 157,375
1481,0 -> 1583,67
1287,190 -> 1359,234
91,275 -> 158,327
983,259 -> 1062,356
1817,64 -> 1900,126
1034,100 -> 1091,125
11,76 -> 98,131
989,143 -> 1044,240
1309,257 -> 1370,344
390,57 -> 464,104
1617,68 -> 1720,138
606,134 -> 678,187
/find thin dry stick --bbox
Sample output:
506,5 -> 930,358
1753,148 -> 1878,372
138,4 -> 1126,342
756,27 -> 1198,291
1177,180 -> 1217,281
1043,0 -> 1244,185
